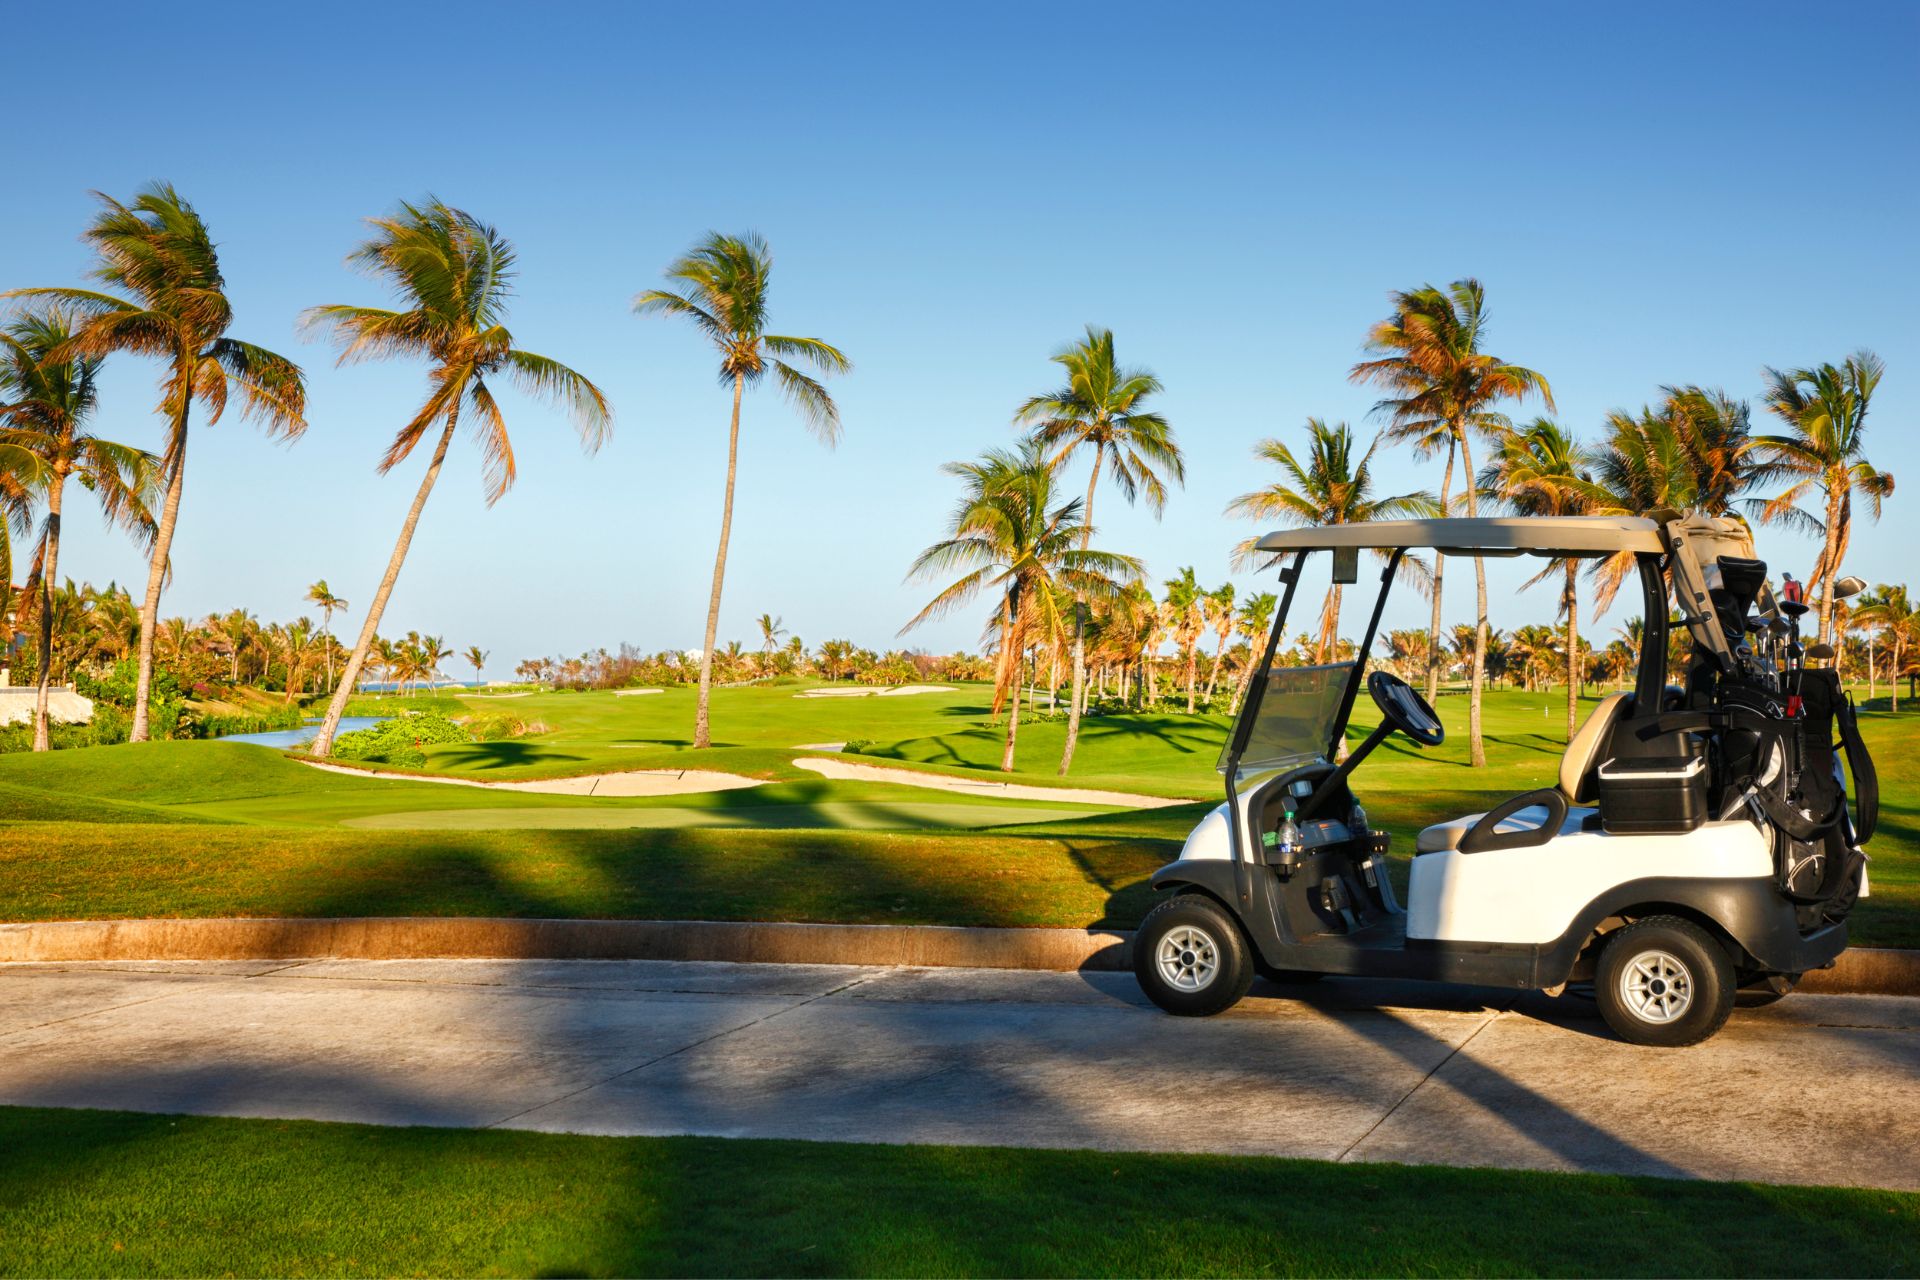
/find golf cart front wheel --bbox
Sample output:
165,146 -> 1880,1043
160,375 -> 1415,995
1134,895 -> 1254,1017
1595,916 -> 1734,1047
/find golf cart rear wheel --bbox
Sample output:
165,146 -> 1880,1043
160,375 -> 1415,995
1595,916 -> 1734,1047
1134,895 -> 1254,1017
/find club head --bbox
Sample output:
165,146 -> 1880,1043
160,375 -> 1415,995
1835,575 -> 1867,600
1806,642 -> 1836,661
1779,599 -> 1810,619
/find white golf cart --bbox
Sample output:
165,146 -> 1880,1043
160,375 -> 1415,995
1134,514 -> 1879,1046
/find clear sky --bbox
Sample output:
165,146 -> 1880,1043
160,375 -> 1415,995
4,1 -> 1915,675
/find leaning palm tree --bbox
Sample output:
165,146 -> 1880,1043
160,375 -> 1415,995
1479,419 -> 1594,738
1751,352 -> 1896,647
635,232 -> 850,749
1016,327 -> 1183,770
1350,280 -> 1552,766
464,644 -> 488,683
5,182 -> 308,741
1225,419 -> 1437,664
0,306 -> 157,749
903,442 -> 1139,770
305,580 -> 348,694
302,200 -> 611,755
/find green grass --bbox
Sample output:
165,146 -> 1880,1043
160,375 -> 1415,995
2,1107 -> 1913,1279
0,686 -> 1912,946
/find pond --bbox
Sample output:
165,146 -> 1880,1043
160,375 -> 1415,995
220,717 -> 384,749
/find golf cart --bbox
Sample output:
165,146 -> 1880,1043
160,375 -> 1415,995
1134,514 -> 1879,1046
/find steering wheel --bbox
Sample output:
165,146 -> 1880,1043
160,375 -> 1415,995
1367,671 -> 1445,747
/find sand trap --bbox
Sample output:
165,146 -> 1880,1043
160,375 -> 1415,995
614,688 -> 665,697
303,759 -> 764,796
794,684 -> 957,699
792,757 -> 1185,809
796,742 -> 848,751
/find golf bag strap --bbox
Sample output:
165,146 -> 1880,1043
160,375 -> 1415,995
1836,696 -> 1879,843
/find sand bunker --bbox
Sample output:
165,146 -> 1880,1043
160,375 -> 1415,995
792,757 -> 1183,809
303,759 -> 764,796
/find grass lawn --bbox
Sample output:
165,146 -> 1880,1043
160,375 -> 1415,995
2,1107 -> 1913,1279
0,686 -> 1913,946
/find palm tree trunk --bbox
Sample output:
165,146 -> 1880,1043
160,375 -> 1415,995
693,373 -> 746,749
1184,640 -> 1197,713
310,403 -> 462,757
1819,483 -> 1846,647
1868,624 -> 1877,700
1201,631 -> 1226,708
31,473 -> 65,752
1426,443 -> 1455,703
1001,649 -> 1023,771
1459,428 -> 1488,768
1058,446 -> 1102,775
1564,560 -> 1579,740
130,391 -> 193,743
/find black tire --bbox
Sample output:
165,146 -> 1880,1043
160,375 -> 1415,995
1133,894 -> 1255,1017
1594,916 -> 1735,1047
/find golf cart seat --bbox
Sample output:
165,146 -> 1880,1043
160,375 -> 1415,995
1415,693 -> 1628,853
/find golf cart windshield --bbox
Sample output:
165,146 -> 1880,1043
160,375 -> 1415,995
1219,662 -> 1354,774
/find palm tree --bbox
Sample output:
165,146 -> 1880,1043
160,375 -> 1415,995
1479,419 -> 1593,737
305,580 -> 348,694
756,613 -> 787,673
1856,586 -> 1913,711
903,442 -> 1139,770
1752,352 -> 1896,647
1015,327 -> 1183,770
1231,591 -> 1278,712
635,232 -> 850,750
1198,582 -> 1236,709
1350,280 -> 1553,766
0,306 -> 156,749
1225,420 -> 1436,663
5,183 -> 308,741
464,644 -> 488,683
1162,567 -> 1207,712
302,200 -> 611,755
1589,387 -> 1760,609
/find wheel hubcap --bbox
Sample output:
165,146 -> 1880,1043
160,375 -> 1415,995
1157,925 -> 1219,992
1620,949 -> 1694,1024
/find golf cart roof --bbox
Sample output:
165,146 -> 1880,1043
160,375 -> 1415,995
1253,516 -> 1666,558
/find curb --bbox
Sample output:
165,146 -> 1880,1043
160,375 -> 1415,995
0,918 -> 1130,972
0,917 -> 1914,996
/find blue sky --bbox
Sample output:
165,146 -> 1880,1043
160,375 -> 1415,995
4,1 -> 1915,674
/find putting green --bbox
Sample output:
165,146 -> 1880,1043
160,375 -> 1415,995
340,800 -> 1114,831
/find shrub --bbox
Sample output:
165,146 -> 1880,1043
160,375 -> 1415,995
462,713 -> 551,742
330,711 -> 470,767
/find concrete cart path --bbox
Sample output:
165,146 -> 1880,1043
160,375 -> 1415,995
2,960 -> 1915,1191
